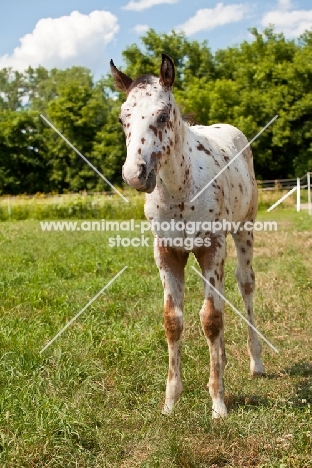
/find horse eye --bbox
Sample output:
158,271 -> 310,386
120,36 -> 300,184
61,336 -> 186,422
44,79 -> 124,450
118,117 -> 123,125
157,114 -> 169,124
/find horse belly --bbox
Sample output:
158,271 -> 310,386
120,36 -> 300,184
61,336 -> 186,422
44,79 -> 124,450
194,124 -> 257,223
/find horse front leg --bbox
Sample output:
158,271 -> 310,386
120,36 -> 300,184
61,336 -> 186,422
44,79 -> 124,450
194,234 -> 228,419
154,240 -> 189,415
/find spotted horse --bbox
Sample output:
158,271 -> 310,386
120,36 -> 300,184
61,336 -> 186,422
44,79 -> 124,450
110,54 -> 265,419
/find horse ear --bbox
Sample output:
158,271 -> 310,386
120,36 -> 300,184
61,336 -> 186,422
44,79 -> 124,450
110,59 -> 133,94
160,54 -> 175,89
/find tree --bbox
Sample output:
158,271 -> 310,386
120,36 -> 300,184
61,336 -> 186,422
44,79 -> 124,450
0,110 -> 47,194
121,29 -> 215,91
0,69 -> 27,111
44,69 -> 112,192
1,27 -> 312,194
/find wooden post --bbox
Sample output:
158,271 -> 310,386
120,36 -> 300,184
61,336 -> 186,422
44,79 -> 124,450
7,197 -> 11,219
308,172 -> 311,216
296,178 -> 300,212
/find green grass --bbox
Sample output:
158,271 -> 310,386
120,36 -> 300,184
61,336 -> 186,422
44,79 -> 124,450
0,191 -> 146,221
0,208 -> 311,467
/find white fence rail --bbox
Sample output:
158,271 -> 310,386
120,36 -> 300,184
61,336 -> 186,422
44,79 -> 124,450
259,172 -> 311,214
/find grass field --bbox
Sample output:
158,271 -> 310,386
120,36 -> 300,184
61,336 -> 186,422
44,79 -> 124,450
0,205 -> 311,467
0,187 -> 309,221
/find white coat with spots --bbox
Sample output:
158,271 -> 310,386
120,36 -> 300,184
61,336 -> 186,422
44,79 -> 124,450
111,54 -> 265,418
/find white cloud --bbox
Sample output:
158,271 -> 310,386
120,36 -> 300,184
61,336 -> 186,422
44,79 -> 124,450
0,10 -> 119,72
176,3 -> 249,36
132,24 -> 150,34
123,0 -> 178,12
262,1 -> 312,37
277,0 -> 293,10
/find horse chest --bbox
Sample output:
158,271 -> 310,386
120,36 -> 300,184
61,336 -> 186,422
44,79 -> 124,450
144,192 -> 224,243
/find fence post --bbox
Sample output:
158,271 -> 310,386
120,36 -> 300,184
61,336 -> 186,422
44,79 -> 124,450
7,197 -> 11,219
308,172 -> 311,216
296,177 -> 300,212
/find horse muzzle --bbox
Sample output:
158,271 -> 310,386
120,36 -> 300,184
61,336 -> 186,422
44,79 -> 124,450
122,163 -> 156,193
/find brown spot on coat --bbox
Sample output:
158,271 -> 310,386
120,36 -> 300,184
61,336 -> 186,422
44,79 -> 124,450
149,125 -> 158,137
151,150 -> 162,160
242,282 -> 253,295
164,294 -> 183,342
197,143 -> 211,155
201,297 -> 223,341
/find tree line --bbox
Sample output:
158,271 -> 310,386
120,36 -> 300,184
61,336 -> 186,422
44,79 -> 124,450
0,27 -> 311,195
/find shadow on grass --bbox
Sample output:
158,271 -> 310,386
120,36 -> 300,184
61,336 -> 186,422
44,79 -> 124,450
225,393 -> 268,412
283,360 -> 312,407
284,360 -> 312,377
262,360 -> 312,380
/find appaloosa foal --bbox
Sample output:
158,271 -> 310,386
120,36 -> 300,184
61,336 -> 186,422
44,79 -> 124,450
111,54 -> 265,418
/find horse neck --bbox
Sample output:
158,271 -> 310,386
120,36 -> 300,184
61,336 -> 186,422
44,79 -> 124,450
157,109 -> 193,199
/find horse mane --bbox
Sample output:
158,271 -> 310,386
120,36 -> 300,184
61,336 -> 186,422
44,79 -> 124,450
181,112 -> 199,127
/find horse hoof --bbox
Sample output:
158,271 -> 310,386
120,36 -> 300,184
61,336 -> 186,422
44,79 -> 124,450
212,401 -> 228,419
250,361 -> 266,377
162,401 -> 174,415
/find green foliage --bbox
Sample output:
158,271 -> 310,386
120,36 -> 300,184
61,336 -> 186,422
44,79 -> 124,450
0,110 -> 48,194
92,101 -> 126,189
0,69 -> 26,111
0,66 -> 124,194
1,27 -> 312,194
122,29 -> 215,90
45,71 -> 106,192
175,27 -> 312,178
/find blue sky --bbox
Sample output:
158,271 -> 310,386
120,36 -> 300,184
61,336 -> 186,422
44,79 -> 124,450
1,0 -> 312,78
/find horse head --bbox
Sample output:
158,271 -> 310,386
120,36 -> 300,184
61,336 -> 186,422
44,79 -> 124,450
111,54 -> 176,193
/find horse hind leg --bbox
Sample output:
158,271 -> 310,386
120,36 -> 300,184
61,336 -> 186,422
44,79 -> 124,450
232,230 -> 265,376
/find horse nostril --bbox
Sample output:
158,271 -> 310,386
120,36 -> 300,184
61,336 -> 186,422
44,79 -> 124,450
138,164 -> 147,180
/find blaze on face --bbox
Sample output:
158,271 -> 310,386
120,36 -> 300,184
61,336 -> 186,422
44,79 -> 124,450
110,54 -> 176,193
